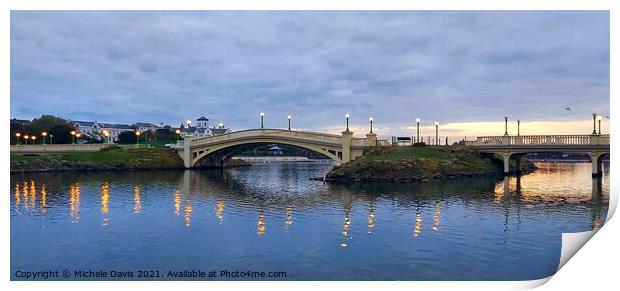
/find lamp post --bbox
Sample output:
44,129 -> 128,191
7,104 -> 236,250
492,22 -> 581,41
597,115 -> 602,134
345,114 -> 350,132
103,130 -> 111,143
435,122 -> 439,145
186,120 -> 192,134
288,115 -> 292,130
24,135 -> 29,144
31,135 -> 37,144
50,134 -> 53,144
260,112 -> 265,129
592,113 -> 597,134
415,118 -> 421,143
70,130 -> 76,144
175,129 -> 181,142
75,133 -> 81,144
504,116 -> 509,136
369,117 -> 374,133
15,132 -> 21,145
517,120 -> 521,136
42,131 -> 48,145
135,131 -> 141,145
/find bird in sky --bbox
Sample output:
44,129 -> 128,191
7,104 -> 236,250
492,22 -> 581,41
563,107 -> 572,112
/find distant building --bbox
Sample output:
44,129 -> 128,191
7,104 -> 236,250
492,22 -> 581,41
181,116 -> 231,138
70,120 -> 135,142
10,118 -> 31,127
132,122 -> 161,133
269,145 -> 283,155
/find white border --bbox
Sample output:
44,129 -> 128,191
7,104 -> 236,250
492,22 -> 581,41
2,1 -> 617,290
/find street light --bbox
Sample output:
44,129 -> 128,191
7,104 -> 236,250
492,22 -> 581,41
70,130 -> 77,144
42,131 -> 48,145
504,116 -> 509,136
592,113 -> 597,134
50,134 -> 53,144
174,129 -> 181,142
288,115 -> 292,130
369,117 -> 374,133
24,135 -> 29,144
103,130 -> 110,143
75,133 -> 81,144
135,131 -> 141,145
15,132 -> 21,145
260,112 -> 265,129
435,122 -> 439,145
345,114 -> 350,132
31,135 -> 37,144
186,120 -> 192,134
517,120 -> 521,136
415,118 -> 421,144
597,115 -> 603,134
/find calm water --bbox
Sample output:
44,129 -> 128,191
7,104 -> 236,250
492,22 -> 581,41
10,162 -> 609,280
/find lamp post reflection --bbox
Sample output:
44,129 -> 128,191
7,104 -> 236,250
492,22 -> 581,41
40,184 -> 47,216
432,201 -> 441,231
367,205 -> 375,234
69,183 -> 81,223
257,210 -> 267,235
134,184 -> 142,214
101,182 -> 110,226
14,182 -> 21,214
174,189 -> 181,216
184,200 -> 193,227
285,206 -> 293,230
216,200 -> 225,224
413,210 -> 422,237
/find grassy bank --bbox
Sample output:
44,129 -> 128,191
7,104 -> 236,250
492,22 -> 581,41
326,146 -> 534,183
11,147 -> 185,173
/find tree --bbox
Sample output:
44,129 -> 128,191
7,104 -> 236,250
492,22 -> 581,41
26,115 -> 74,135
117,131 -> 138,144
48,124 -> 74,144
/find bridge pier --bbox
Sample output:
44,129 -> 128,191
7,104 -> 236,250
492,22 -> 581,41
183,135 -> 192,169
341,130 -> 353,163
588,152 -> 604,178
501,153 -> 510,175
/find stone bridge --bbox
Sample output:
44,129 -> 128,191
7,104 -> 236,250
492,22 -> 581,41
172,128 -> 379,168
465,134 -> 610,177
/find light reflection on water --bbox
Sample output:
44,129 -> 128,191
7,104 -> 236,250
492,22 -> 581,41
10,162 -> 609,280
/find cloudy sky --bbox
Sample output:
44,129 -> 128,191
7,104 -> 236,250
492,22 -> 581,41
10,11 -> 609,137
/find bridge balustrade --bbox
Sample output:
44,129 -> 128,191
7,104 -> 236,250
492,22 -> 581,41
467,134 -> 609,146
187,129 -> 367,147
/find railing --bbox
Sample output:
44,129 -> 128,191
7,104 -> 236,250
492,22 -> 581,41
10,144 -> 114,153
183,129 -> 370,148
466,134 -> 610,146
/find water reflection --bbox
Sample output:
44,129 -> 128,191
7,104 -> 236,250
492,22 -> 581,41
69,183 -> 80,223
133,184 -> 141,214
257,210 -> 266,235
216,200 -> 225,224
285,206 -> 293,230
101,182 -> 110,226
10,162 -> 611,280
432,201 -> 441,231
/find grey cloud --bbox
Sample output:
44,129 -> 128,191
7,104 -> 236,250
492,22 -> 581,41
10,11 -> 609,132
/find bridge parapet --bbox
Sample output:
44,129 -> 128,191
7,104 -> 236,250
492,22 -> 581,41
188,129 -> 368,148
466,134 -> 610,146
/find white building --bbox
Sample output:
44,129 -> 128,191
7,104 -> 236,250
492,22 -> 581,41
182,116 -> 231,138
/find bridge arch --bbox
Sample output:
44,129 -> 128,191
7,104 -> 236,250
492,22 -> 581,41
190,138 -> 344,167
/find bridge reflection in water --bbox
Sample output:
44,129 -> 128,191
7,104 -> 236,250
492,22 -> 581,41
10,162 -> 609,280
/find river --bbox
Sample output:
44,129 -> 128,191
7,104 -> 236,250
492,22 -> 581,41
10,161 -> 609,280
